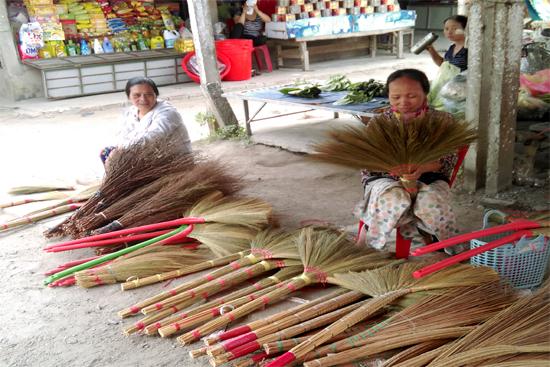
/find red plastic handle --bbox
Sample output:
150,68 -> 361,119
264,351 -> 297,367
217,325 -> 252,341
411,220 -> 540,256
45,216 -> 206,249
412,230 -> 532,279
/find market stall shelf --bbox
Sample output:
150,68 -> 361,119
23,49 -> 192,99
223,86 -> 389,136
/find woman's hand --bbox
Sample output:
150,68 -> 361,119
426,44 -> 443,66
401,161 -> 442,181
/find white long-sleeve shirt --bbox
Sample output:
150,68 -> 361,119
117,100 -> 192,152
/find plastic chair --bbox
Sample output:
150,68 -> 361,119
357,146 -> 469,259
252,44 -> 273,73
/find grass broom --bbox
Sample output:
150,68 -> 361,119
89,160 -> 241,235
379,339 -> 451,367
73,244 -> 212,288
299,283 -> 515,366
0,191 -> 72,209
153,266 -> 304,337
1,203 -> 83,232
202,288 -> 352,347
45,135 -> 195,238
43,224 -> 194,285
138,228 -> 300,314
426,281 -> 550,367
265,262 -> 500,367
7,184 -> 76,195
206,289 -> 367,358
176,226 -> 394,345
210,300 -> 374,366
139,258 -> 302,316
310,114 -> 476,196
383,342 -> 452,367
123,282 -> 283,336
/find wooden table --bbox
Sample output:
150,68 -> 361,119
223,85 -> 389,136
268,26 -> 414,71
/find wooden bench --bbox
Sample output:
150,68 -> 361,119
268,26 -> 413,71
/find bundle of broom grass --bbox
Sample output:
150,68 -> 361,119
44,192 -> 273,287
299,282 -> 516,367
176,226 -> 394,346
45,134 -> 196,238
424,281 -> 550,367
310,113 -> 477,195
1,184 -> 99,232
264,261 -> 500,367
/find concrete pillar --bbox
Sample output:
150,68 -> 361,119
0,2 -> 43,101
188,0 -> 237,129
463,0 -> 523,194
457,0 -> 468,15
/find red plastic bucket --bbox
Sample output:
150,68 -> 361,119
215,39 -> 253,81
181,51 -> 231,84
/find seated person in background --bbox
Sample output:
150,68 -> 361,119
426,15 -> 468,71
100,77 -> 192,165
230,0 -> 271,47
357,69 -> 461,250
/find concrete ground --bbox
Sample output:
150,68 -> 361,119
1,44 -> 548,367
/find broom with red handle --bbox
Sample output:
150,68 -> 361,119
411,218 -> 546,256
43,217 -> 206,250
413,228 -> 549,279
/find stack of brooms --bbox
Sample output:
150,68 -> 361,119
0,184 -> 99,232
43,192 -> 274,288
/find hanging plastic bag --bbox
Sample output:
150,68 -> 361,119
428,61 -> 461,110
439,72 -> 467,118
520,69 -> 550,97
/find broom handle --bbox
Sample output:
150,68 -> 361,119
1,203 -> 82,231
413,230 -> 532,279
45,229 -> 175,252
44,256 -> 101,275
411,220 -> 540,256
45,216 -> 206,248
43,224 -> 194,285
120,251 -> 248,291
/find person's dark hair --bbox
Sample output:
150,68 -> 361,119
444,15 -> 467,29
125,77 -> 159,97
386,69 -> 430,94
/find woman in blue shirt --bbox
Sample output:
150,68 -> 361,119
426,15 -> 468,71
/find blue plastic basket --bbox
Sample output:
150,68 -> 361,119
470,210 -> 550,289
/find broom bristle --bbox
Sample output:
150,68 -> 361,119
189,223 -> 260,258
249,228 -> 300,260
187,194 -> 273,231
74,245 -> 213,288
311,113 -> 477,173
329,262 -> 500,297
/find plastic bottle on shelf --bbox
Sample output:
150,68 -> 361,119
80,38 -> 91,55
163,29 -> 179,48
137,34 -> 149,51
66,38 -> 77,56
93,38 -> 104,54
102,37 -> 114,53
150,34 -> 165,49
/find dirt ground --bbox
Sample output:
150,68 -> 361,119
1,91 -> 549,367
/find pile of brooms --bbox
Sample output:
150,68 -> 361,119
103,225 -> 550,367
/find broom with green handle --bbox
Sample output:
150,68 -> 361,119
43,224 -> 193,285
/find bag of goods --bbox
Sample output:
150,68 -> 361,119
19,22 -> 43,59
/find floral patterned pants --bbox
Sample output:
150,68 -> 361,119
356,178 -> 460,250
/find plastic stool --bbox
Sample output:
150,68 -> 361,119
253,44 -> 273,73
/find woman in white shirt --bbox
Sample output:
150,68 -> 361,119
100,77 -> 192,164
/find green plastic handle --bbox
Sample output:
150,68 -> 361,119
44,224 -> 190,286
